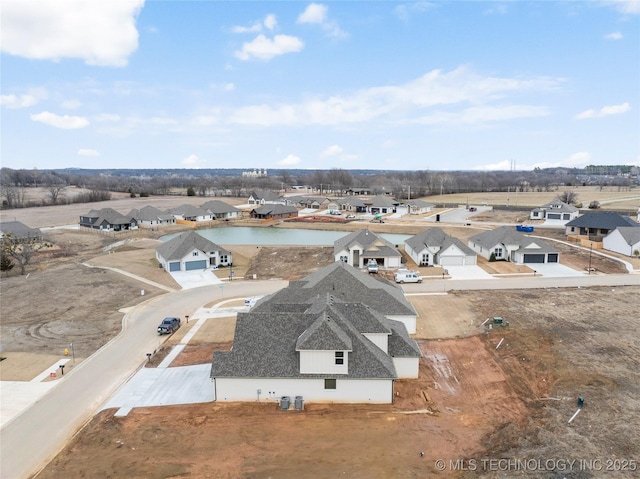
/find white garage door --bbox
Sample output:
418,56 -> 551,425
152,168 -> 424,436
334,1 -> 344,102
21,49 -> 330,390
440,256 -> 464,266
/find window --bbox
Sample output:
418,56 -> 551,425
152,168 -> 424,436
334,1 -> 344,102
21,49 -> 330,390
494,247 -> 503,258
340,255 -> 348,263
335,351 -> 344,365
324,379 -> 336,390
192,251 -> 199,256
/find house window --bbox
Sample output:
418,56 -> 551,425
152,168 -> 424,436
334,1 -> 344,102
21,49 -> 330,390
220,255 -> 227,263
335,351 -> 344,365
192,251 -> 199,256
494,248 -> 503,258
324,379 -> 336,390
340,256 -> 348,263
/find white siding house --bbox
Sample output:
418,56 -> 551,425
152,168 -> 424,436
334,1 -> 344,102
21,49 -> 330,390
603,227 -> 640,257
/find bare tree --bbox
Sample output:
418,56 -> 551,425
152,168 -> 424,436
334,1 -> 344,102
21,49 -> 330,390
0,233 -> 52,275
556,190 -> 579,205
1,184 -> 26,208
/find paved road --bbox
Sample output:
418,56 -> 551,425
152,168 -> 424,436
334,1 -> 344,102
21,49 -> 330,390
0,279 -> 287,479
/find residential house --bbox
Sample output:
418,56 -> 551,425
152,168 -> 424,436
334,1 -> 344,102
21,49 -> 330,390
363,195 -> 399,215
0,221 -> 43,241
79,208 -> 138,231
334,229 -> 402,269
286,196 -> 330,210
405,228 -> 477,266
334,197 -> 367,213
248,189 -> 283,206
345,187 -> 372,196
406,200 -> 435,215
201,200 -> 242,220
530,200 -> 579,223
155,231 -> 231,272
210,262 -> 422,403
468,226 -> 559,264
250,204 -> 298,220
129,206 -> 175,227
603,227 -> 640,257
170,204 -> 212,222
565,211 -> 639,241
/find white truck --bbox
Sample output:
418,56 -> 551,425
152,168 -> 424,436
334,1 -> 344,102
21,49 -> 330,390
394,270 -> 422,283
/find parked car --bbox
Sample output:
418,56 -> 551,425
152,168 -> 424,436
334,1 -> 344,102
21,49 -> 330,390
329,210 -> 342,215
157,317 -> 181,335
468,207 -> 477,212
394,270 -> 422,283
244,296 -> 263,308
346,214 -> 356,219
367,260 -> 379,274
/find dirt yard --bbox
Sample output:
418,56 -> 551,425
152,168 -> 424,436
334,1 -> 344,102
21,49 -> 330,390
34,287 -> 639,479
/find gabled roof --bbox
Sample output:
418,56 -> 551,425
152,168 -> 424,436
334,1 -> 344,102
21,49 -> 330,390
336,197 -> 366,207
406,228 -> 475,256
406,199 -> 435,208
566,211 -> 639,229
156,231 -> 229,261
82,208 -> 134,226
251,204 -> 298,215
200,200 -> 241,214
609,226 -> 640,245
296,313 -> 353,351
334,229 -> 401,258
469,226 -> 558,253
249,189 -> 281,202
131,205 -> 174,221
170,204 -> 209,217
532,200 -> 578,213
364,195 -> 399,207
0,220 -> 42,239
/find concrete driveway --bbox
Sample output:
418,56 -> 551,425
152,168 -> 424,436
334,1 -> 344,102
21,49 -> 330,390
445,265 -> 495,280
526,263 -> 586,277
170,269 -> 222,289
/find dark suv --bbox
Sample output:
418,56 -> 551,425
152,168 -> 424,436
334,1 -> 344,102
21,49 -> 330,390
157,317 -> 181,335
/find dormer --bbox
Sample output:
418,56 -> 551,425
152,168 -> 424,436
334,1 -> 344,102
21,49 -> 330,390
296,314 -> 352,375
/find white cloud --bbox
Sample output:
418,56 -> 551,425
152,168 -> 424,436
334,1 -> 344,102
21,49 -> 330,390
297,3 -> 328,24
78,148 -> 99,157
264,14 -> 277,30
604,31 -> 623,40
601,0 -> 640,15
61,99 -> 82,109
297,3 -> 346,38
235,34 -> 304,61
0,88 -> 47,109
394,2 -> 436,22
181,154 -> 206,167
575,102 -> 630,119
278,154 -> 302,166
94,113 -> 121,122
31,111 -> 89,129
0,0 -> 144,67
321,145 -> 343,157
228,67 -> 562,126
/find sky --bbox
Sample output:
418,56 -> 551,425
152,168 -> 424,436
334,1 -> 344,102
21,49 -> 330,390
1,0 -> 639,172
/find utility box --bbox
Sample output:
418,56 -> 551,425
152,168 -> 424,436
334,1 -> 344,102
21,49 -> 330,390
493,317 -> 503,325
280,396 -> 291,410
295,396 -> 304,410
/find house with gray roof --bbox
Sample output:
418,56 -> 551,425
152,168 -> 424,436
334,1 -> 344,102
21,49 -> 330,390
333,197 -> 367,213
565,211 -> 639,241
603,227 -> 640,257
406,199 -> 435,215
79,208 -> 137,231
0,221 -> 43,241
170,204 -> 212,222
334,229 -> 402,270
363,195 -> 399,214
200,200 -> 242,219
210,263 -> 422,403
129,206 -> 175,227
530,200 -> 579,223
248,189 -> 284,206
156,231 -> 231,272
468,226 -> 559,264
405,228 -> 477,266
249,204 -> 298,220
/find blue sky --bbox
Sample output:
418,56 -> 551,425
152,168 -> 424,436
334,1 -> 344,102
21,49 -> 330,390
1,0 -> 639,171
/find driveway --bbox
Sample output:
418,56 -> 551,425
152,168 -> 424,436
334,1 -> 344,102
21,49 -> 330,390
444,265 -> 495,280
170,269 -> 222,289
526,263 -> 586,277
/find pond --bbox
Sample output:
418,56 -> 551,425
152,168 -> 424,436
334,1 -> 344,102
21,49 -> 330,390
161,226 -> 410,246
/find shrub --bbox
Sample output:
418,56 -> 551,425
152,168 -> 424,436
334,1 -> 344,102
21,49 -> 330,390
489,252 -> 496,262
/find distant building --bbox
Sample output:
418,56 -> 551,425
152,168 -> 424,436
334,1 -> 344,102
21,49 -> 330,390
242,168 -> 268,178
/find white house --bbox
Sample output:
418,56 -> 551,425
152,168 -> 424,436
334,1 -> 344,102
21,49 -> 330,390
200,200 -> 241,219
405,228 -> 477,266
170,204 -> 212,222
210,262 -> 422,404
530,200 -> 579,223
468,226 -> 559,264
334,229 -> 402,269
129,205 -> 176,227
156,231 -> 231,272
406,200 -> 435,215
603,227 -> 640,257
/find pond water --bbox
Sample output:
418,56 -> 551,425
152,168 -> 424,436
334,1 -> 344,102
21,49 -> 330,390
161,226 -> 410,246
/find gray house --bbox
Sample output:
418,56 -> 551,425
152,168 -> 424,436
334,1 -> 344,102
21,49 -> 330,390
201,200 -> 242,219
129,205 -> 176,227
0,221 -> 43,241
248,189 -> 283,206
565,211 -> 639,241
334,229 -> 402,269
156,231 -> 232,272
210,262 -> 422,403
170,204 -> 212,222
468,226 -> 559,264
530,200 -> 579,223
405,228 -> 477,266
79,208 -> 137,231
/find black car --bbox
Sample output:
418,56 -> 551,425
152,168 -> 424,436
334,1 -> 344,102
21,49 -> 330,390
157,317 -> 181,335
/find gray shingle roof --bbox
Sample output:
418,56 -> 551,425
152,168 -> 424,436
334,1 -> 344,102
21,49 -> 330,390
469,226 -> 558,253
364,195 -> 399,207
613,226 -> 640,245
82,208 -> 135,226
251,204 -> 298,215
130,205 -> 174,222
250,189 -> 281,202
406,199 -> 435,208
200,200 -> 241,214
566,211 -> 639,229
406,228 -> 475,256
170,204 -> 209,217
296,313 -> 353,351
532,200 -> 578,213
334,229 -> 401,258
156,231 -> 229,261
0,221 -> 42,239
